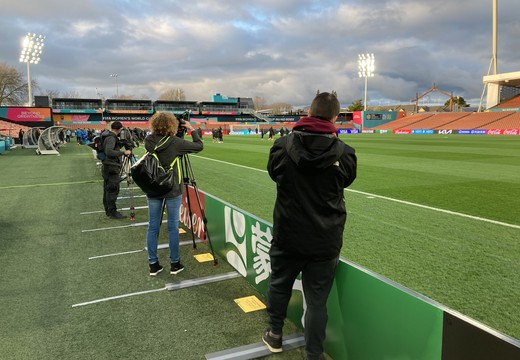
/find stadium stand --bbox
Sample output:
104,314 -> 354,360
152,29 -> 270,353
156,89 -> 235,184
368,113 -> 434,130
478,111 -> 520,129
368,111 -> 520,130
0,120 -> 31,141
493,94 -> 520,109
448,111 -> 515,129
407,112 -> 471,129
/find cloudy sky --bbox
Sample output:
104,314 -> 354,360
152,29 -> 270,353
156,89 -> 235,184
1,0 -> 519,108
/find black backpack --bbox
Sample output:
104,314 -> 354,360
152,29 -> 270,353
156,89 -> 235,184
87,135 -> 106,160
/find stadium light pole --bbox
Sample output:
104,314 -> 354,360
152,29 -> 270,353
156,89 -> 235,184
110,73 -> 119,98
19,33 -> 45,106
358,53 -> 375,111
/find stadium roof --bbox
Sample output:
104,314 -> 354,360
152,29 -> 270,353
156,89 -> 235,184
483,71 -> 520,88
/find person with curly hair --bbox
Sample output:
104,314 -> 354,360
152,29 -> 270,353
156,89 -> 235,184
144,112 -> 203,276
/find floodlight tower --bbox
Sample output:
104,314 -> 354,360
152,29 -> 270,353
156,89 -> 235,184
358,53 -> 375,111
19,33 -> 45,106
110,73 -> 119,98
492,0 -> 498,75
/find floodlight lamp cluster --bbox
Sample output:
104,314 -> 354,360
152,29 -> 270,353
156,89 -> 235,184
19,33 -> 45,64
358,53 -> 375,78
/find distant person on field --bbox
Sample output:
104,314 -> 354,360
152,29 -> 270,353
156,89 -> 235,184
268,126 -> 275,140
101,121 -> 132,219
76,128 -> 82,144
18,129 -> 24,145
262,92 -> 357,360
144,112 -> 203,276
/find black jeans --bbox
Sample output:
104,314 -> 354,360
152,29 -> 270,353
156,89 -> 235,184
102,164 -> 121,215
266,243 -> 339,359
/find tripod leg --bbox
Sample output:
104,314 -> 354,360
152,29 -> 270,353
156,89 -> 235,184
191,184 -> 218,267
183,175 -> 198,252
128,155 -> 137,221
183,155 -> 218,267
128,172 -> 135,221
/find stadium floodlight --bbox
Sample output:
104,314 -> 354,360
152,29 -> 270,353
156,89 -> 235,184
358,53 -> 375,111
110,73 -> 119,98
19,33 -> 45,106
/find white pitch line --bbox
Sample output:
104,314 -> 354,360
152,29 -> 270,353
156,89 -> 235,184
347,189 -> 520,230
88,239 -> 202,260
88,249 -> 144,259
72,286 -> 168,307
80,206 -> 148,215
81,220 -> 166,233
118,194 -> 147,200
72,271 -> 240,308
192,155 -> 520,230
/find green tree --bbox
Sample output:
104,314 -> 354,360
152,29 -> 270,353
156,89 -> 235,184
347,99 -> 364,111
445,96 -> 469,108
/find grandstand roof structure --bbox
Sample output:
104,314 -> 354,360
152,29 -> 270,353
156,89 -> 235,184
483,71 -> 520,89
483,71 -> 520,110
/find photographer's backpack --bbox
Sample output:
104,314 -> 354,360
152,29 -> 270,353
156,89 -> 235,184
88,135 -> 106,161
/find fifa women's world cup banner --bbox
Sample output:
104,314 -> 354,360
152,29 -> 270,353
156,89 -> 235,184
181,186 -> 520,360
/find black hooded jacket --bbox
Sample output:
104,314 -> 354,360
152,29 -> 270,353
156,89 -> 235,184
267,117 -> 357,260
101,130 -> 124,167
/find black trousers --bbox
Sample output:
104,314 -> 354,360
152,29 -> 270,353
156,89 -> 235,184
266,243 -> 339,359
102,164 -> 121,216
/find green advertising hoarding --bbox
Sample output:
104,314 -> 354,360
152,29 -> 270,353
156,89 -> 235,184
182,187 -> 520,359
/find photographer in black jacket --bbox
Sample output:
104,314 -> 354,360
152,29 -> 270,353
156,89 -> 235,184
262,92 -> 357,360
144,112 -> 203,276
101,121 -> 132,219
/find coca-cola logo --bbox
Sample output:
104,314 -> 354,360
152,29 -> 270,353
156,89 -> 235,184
504,129 -> 519,135
487,129 -> 502,135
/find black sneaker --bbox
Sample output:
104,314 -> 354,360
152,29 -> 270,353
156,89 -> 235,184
170,262 -> 184,275
262,328 -> 283,353
149,262 -> 163,276
109,211 -> 127,219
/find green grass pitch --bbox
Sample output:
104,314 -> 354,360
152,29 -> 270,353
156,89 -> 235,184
0,133 -> 518,359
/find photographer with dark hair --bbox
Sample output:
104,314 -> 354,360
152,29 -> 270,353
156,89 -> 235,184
145,112 -> 203,276
262,92 -> 357,360
101,121 -> 132,219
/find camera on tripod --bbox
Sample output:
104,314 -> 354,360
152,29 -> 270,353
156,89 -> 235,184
176,110 -> 191,138
117,128 -> 136,151
119,138 -> 135,151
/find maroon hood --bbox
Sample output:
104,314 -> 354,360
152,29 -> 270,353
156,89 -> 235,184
293,116 -> 337,134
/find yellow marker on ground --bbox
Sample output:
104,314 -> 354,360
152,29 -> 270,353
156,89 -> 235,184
193,253 -> 214,262
234,295 -> 266,313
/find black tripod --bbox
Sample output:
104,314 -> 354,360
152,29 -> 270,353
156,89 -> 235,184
180,154 -> 218,267
121,154 -> 138,221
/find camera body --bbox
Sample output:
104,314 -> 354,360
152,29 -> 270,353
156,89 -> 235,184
118,129 -> 136,150
176,110 -> 190,138
118,138 -> 135,150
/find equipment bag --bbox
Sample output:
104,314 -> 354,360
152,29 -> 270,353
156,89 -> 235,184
87,135 -> 106,160
131,136 -> 181,197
